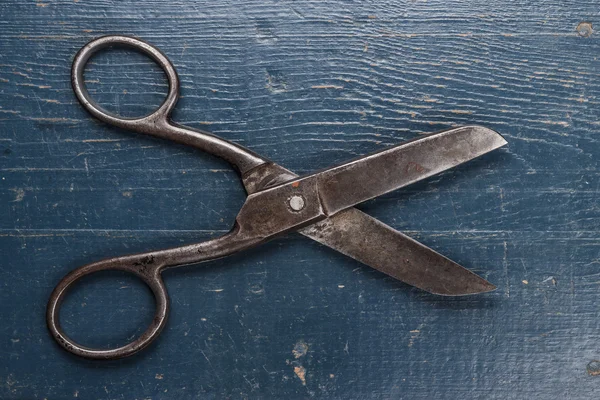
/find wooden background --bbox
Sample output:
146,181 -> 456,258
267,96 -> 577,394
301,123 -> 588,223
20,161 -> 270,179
1,1 -> 599,398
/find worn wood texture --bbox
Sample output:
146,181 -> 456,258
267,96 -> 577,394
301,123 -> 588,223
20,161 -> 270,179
1,0 -> 599,398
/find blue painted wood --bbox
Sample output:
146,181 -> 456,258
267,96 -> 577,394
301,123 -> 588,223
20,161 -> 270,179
1,1 -> 599,398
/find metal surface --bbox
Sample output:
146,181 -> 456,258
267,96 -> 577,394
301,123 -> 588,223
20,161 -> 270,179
47,35 -> 507,360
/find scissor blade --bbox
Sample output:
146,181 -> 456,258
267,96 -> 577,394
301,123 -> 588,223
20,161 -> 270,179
300,208 -> 495,295
240,125 -> 505,296
242,164 -> 496,295
314,126 -> 507,215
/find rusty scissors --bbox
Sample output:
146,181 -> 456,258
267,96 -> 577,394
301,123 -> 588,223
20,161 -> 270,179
47,35 -> 507,360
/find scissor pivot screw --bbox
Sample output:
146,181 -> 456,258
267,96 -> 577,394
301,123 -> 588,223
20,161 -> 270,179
288,195 -> 305,212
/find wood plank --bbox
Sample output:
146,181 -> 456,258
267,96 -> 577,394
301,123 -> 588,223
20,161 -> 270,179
0,0 -> 599,398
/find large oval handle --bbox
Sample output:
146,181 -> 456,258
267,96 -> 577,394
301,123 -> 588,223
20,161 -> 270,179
71,35 -> 179,133
71,35 -> 268,175
46,252 -> 169,360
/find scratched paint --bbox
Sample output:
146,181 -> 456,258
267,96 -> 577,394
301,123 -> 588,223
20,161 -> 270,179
576,22 -> 594,37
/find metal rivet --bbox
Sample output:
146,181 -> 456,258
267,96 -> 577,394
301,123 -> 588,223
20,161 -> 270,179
288,195 -> 305,211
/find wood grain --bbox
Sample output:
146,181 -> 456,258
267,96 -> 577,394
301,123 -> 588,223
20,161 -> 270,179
0,0 -> 599,398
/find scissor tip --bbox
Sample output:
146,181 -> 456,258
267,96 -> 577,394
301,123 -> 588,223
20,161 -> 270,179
495,134 -> 508,148
426,276 -> 497,297
480,281 -> 497,293
460,279 -> 497,296
466,125 -> 508,150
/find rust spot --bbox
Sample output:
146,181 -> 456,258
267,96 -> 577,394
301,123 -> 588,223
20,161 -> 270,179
142,255 -> 155,265
406,161 -> 426,174
291,181 -> 300,188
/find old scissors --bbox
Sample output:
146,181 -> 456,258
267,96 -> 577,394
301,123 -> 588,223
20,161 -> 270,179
47,35 -> 507,360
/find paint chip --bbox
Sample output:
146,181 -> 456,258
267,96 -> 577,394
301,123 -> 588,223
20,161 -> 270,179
292,341 -> 308,358
10,188 -> 24,202
587,360 -> 600,376
576,22 -> 593,38
293,366 -> 306,385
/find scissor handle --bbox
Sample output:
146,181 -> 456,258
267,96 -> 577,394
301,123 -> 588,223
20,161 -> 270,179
46,251 -> 170,360
72,35 -> 179,133
72,35 -> 268,175
47,228 -> 263,359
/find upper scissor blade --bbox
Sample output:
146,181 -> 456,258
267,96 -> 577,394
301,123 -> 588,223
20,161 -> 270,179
314,126 -> 507,215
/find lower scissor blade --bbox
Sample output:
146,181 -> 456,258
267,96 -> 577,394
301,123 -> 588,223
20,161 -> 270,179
300,208 -> 496,296
315,126 -> 507,215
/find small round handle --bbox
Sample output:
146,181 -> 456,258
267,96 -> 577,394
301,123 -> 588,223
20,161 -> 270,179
46,252 -> 169,360
71,35 -> 180,133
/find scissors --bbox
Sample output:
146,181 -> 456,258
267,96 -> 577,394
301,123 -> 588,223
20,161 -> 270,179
47,35 -> 507,360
